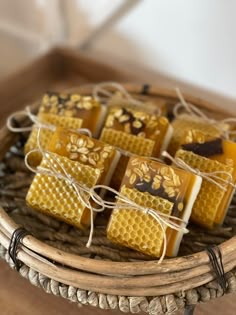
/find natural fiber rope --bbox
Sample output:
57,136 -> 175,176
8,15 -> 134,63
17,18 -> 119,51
1,244 -> 236,314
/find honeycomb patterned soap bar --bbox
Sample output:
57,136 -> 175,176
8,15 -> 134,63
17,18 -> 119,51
47,128 -> 120,186
175,149 -> 234,228
180,133 -> 236,224
168,114 -> 229,156
39,92 -> 106,136
107,186 -> 174,257
24,113 -> 83,166
26,152 -> 101,229
107,156 -> 202,257
101,106 -> 172,156
100,129 -> 155,156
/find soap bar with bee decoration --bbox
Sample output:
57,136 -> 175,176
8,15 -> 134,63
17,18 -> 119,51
107,156 -> 202,257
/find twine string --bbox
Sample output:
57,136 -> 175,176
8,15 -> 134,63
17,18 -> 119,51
25,128 -> 188,262
162,151 -> 235,191
92,81 -> 161,116
174,88 -> 236,139
90,184 -> 189,263
7,106 -> 92,138
7,106 -> 56,132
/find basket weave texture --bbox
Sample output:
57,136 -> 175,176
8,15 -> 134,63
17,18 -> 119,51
0,85 -> 236,315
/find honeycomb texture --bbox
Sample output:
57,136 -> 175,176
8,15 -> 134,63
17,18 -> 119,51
24,113 -> 83,166
176,149 -> 233,228
107,186 -> 173,257
26,152 -> 101,229
100,128 -> 155,156
168,115 -> 227,155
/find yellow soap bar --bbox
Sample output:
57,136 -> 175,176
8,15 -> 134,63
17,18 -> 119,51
107,186 -> 174,257
107,156 -> 202,257
168,114 -> 229,156
47,128 -> 120,186
101,106 -> 172,157
181,132 -> 236,224
26,152 -> 101,229
24,113 -> 83,166
39,92 -> 106,136
100,107 -> 173,190
175,149 -> 234,228
100,129 -> 155,156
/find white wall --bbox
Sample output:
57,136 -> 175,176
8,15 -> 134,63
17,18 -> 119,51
92,0 -> 236,103
0,0 -> 235,110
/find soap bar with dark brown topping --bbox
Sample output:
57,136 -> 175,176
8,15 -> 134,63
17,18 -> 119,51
180,131 -> 236,225
100,106 -> 173,189
175,149 -> 236,228
101,106 -> 172,157
24,92 -> 107,166
39,92 -> 107,136
168,114 -> 229,156
107,156 -> 202,257
182,138 -> 223,157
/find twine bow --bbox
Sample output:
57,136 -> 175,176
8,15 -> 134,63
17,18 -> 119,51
25,127 -> 189,263
174,88 -> 236,139
162,151 -> 235,191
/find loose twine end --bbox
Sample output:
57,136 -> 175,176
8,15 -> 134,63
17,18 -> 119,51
162,151 -> 235,192
174,88 -> 236,140
92,81 -> 161,116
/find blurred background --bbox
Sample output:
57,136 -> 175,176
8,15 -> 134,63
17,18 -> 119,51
0,0 -> 236,107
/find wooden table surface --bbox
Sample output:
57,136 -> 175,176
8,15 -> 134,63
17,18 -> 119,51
1,259 -> 236,315
0,48 -> 236,315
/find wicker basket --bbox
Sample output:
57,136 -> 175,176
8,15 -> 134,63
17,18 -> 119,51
0,51 -> 236,315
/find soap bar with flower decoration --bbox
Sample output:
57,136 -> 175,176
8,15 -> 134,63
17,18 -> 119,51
108,91 -> 168,116
107,156 -> 202,258
26,152 -> 101,229
47,127 -> 120,187
175,148 -> 235,229
168,114 -> 229,156
24,92 -> 106,166
100,106 -> 173,189
180,130 -> 236,225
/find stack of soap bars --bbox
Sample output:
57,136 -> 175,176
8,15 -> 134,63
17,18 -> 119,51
24,87 -> 236,259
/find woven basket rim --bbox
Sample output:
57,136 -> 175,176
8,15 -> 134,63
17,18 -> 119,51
0,83 -> 236,297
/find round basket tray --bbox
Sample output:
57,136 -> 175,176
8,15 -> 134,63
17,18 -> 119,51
0,84 -> 236,315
